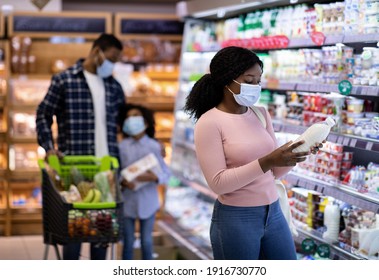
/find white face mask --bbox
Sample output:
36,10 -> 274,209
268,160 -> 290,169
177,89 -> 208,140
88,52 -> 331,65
226,79 -> 261,107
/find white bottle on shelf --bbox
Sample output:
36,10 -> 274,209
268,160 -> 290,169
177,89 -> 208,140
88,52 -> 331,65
322,198 -> 340,242
292,117 -> 336,153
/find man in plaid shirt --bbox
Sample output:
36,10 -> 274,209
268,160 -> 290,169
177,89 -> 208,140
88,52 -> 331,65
36,33 -> 125,260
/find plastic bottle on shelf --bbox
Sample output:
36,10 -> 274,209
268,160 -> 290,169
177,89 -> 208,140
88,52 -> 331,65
292,117 -> 335,153
322,197 -> 340,242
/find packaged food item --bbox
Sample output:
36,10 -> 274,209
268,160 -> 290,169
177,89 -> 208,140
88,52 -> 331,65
346,98 -> 364,113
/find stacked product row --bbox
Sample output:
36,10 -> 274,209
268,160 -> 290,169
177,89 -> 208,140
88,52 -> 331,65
290,187 -> 379,259
261,46 -> 379,86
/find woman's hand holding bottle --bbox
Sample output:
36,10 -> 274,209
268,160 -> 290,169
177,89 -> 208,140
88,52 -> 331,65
259,140 -> 309,172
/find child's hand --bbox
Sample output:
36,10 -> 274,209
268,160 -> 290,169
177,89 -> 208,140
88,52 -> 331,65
136,170 -> 158,183
121,179 -> 135,190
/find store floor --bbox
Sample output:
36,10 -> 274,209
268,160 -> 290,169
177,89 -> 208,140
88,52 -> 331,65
0,235 -> 118,260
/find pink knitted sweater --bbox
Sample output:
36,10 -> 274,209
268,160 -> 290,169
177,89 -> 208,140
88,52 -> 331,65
194,107 -> 292,207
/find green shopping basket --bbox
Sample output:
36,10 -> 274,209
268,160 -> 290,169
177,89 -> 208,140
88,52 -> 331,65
38,155 -> 123,260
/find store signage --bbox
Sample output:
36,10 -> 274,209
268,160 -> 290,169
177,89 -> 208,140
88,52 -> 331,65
310,31 -> 326,46
12,15 -> 107,34
120,19 -> 184,35
338,80 -> 353,95
221,35 -> 289,50
301,238 -> 316,254
316,244 -> 330,258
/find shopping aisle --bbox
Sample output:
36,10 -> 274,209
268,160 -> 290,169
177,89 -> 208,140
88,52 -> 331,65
0,235 -> 114,260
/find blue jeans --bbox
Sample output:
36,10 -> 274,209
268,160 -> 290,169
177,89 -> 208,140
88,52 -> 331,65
210,199 -> 297,260
63,243 -> 107,260
122,214 -> 156,260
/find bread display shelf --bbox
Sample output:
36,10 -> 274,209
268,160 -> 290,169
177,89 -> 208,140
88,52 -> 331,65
127,96 -> 175,111
9,170 -> 40,181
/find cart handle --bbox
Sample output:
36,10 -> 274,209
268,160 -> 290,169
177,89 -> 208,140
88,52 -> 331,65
38,155 -> 119,172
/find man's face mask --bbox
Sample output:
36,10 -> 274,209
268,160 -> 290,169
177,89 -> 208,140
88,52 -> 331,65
96,49 -> 115,78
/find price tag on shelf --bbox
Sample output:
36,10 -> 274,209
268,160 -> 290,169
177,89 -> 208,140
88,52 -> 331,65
310,31 -> 326,46
350,138 -> 357,148
343,137 -> 350,146
266,78 -> 279,89
328,134 -> 337,143
366,142 -> 373,151
337,136 -> 344,144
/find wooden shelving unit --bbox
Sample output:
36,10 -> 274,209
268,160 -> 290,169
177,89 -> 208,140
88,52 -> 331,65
1,11 -> 113,236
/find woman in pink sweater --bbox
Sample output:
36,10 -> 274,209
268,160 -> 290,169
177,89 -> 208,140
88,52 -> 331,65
184,47 -> 321,260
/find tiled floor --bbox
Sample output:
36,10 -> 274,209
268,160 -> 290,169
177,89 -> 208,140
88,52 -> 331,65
0,235 -> 118,260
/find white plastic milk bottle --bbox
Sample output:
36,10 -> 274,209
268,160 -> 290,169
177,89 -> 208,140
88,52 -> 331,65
292,117 -> 335,153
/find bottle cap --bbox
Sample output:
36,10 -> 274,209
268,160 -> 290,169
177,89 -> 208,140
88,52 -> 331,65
325,117 -> 335,127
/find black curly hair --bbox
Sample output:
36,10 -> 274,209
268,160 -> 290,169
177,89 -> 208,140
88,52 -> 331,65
118,103 -> 156,138
184,46 -> 263,121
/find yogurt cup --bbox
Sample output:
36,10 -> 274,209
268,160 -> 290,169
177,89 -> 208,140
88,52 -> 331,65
346,98 -> 364,113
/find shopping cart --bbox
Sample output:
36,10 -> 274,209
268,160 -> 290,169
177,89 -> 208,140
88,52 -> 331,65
38,155 -> 123,260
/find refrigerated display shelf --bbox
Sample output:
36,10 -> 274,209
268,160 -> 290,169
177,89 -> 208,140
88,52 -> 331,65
157,218 -> 213,260
283,171 -> 379,213
272,119 -> 379,153
294,227 -> 367,260
225,33 -> 379,50
174,140 -> 196,152
171,169 -> 216,201
261,81 -> 379,97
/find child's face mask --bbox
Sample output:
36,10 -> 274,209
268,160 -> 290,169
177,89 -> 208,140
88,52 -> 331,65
122,116 -> 146,136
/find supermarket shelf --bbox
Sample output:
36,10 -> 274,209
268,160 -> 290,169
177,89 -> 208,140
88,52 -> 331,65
261,81 -> 379,96
171,169 -> 217,201
286,35 -> 342,48
9,136 -> 38,144
11,74 -> 52,80
156,131 -> 172,141
222,33 -> 379,50
157,218 -> 213,260
8,170 -> 41,181
174,140 -> 196,152
0,131 -> 5,142
127,96 -> 175,111
283,171 -> 379,213
272,119 -> 379,153
0,208 -> 6,215
294,227 -> 367,260
146,72 -> 179,80
9,104 -> 39,111
185,179 -> 217,201
0,169 -> 7,179
343,33 -> 379,44
11,212 -> 42,222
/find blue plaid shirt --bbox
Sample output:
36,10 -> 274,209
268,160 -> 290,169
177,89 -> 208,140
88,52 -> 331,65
36,59 -> 125,158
